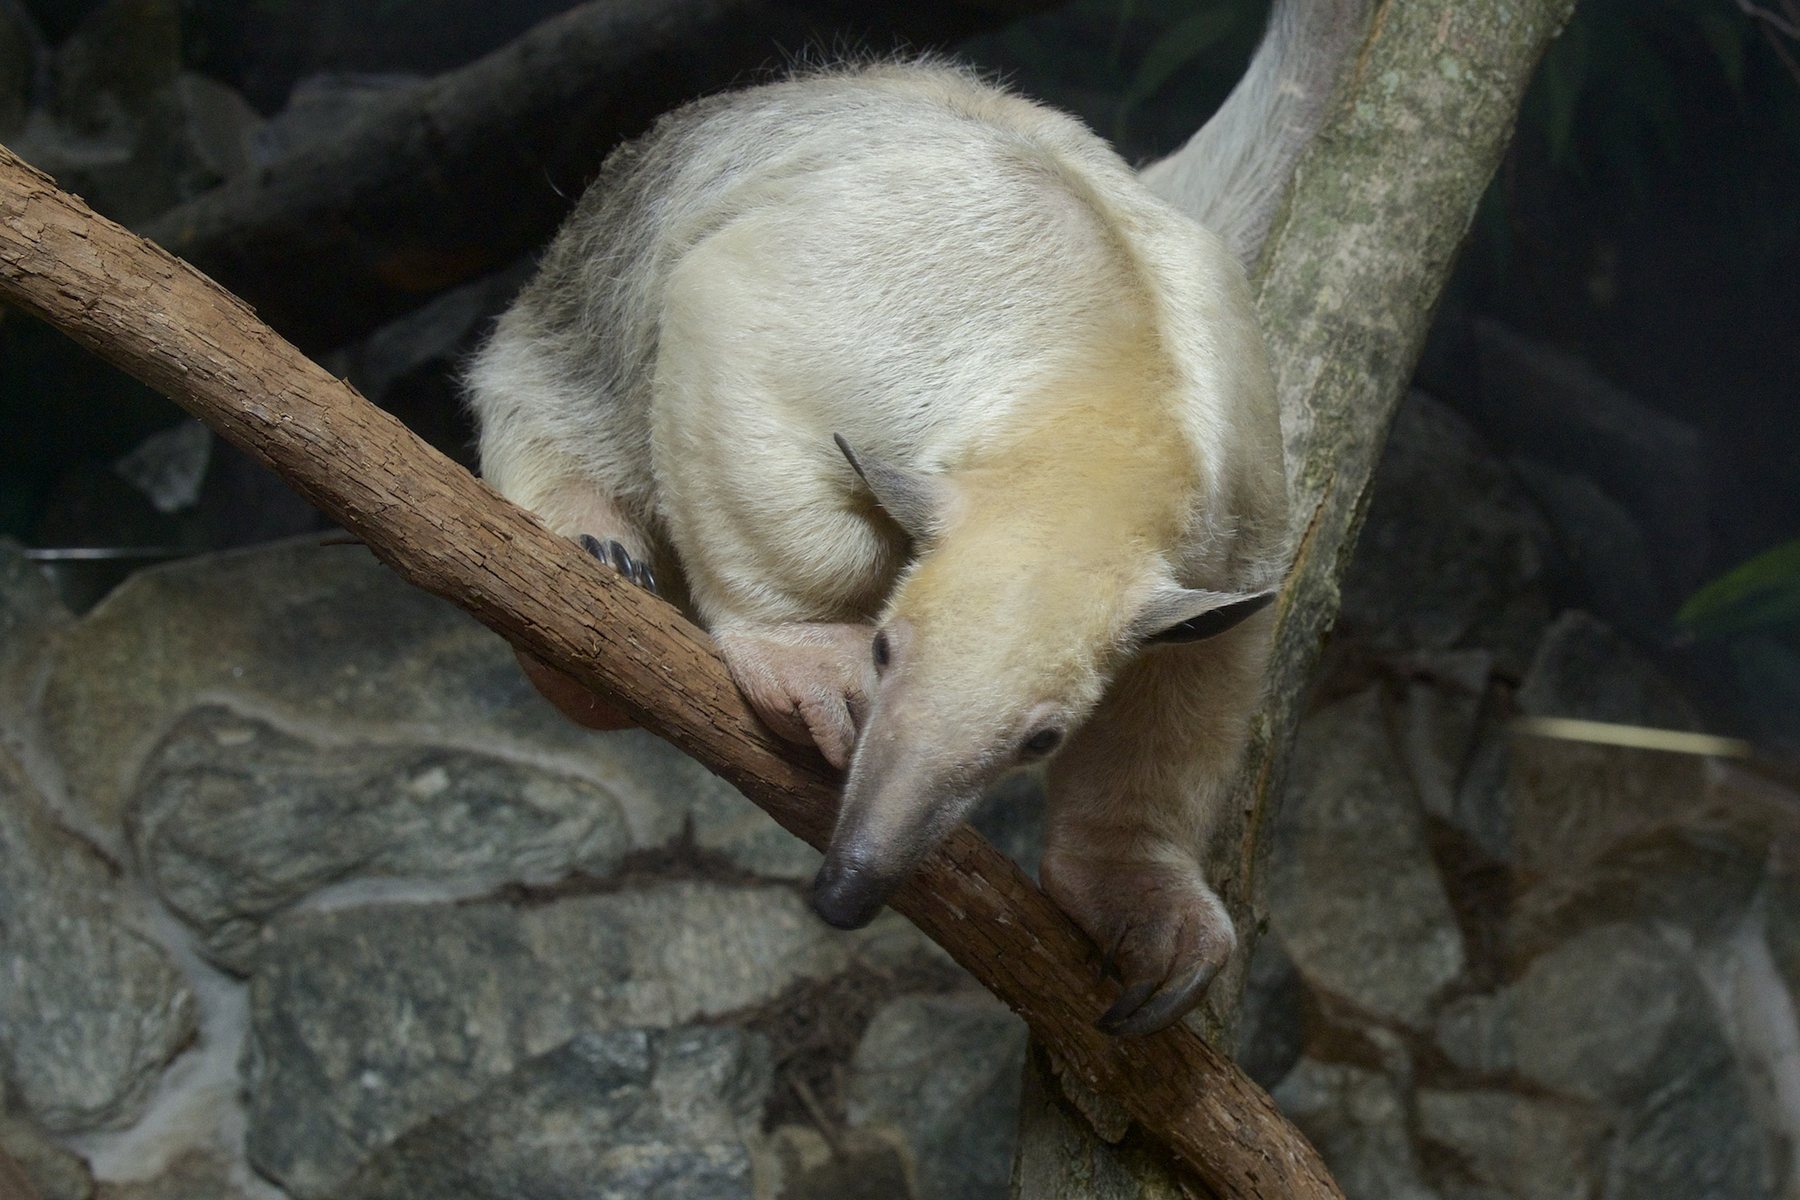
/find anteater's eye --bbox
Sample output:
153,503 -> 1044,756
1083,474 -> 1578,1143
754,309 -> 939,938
1022,728 -> 1062,758
872,631 -> 891,670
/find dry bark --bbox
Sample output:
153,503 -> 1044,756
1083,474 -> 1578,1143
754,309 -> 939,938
0,144 -> 1340,1199
138,0 -> 1062,355
1012,0 -> 1582,1193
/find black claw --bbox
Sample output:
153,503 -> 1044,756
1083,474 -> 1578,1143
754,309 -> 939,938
1100,961 -> 1220,1039
604,540 -> 633,575
1096,979 -> 1158,1034
634,560 -> 659,596
579,534 -> 607,562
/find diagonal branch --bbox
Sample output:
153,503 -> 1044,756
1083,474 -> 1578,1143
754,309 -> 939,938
0,145 -> 1340,1200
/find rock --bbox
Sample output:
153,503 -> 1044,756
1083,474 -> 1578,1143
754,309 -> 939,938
42,540 -> 809,882
335,1026 -> 772,1200
1605,1056 -> 1773,1200
0,540 -> 71,751
248,72 -> 421,165
1270,1058 -> 1439,1200
1338,392 -> 1549,654
1413,1089 -> 1607,1200
967,770 -> 1046,882
1391,649 -> 1495,834
129,706 -> 635,970
0,747 -> 197,1134
1,1113 -> 94,1200
1268,686 -> 1465,1026
1007,1042 -> 1191,1200
1434,992 -> 1514,1077
1471,320 -> 1711,601
1508,923 -> 1726,1106
245,881 -> 880,1195
1509,613 -> 1708,874
91,1148 -> 257,1200
1507,814 -> 1768,962
1234,935 -> 1306,1091
1510,458 -> 1668,636
758,1123 -> 912,1200
847,993 -> 1027,1200
113,421 -> 211,516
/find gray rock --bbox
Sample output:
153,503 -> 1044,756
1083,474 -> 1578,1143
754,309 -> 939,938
249,72 -> 420,166
1339,392 -> 1549,654
1414,1089 -> 1608,1200
246,881 -> 878,1196
1270,1058 -> 1439,1200
1509,923 -> 1726,1106
1605,1056 -> 1773,1200
42,539 -> 809,880
0,2 -> 37,138
1235,935 -> 1306,1091
0,1113 -> 93,1200
129,706 -> 635,970
0,747 -> 197,1133
1268,686 -> 1465,1026
848,992 -> 1027,1200
1392,650 -> 1496,843
335,1026 -> 771,1200
1007,1042 -> 1189,1200
1511,458 -> 1668,637
0,539 -> 71,753
1472,320 -> 1711,602
89,1148 -> 258,1200
1435,993 -> 1515,1077
1510,613 -> 1708,874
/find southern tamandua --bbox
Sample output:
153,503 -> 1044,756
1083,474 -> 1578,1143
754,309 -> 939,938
467,0 -> 1365,1036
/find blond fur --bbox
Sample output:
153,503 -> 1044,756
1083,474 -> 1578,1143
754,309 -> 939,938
466,0 -> 1365,1029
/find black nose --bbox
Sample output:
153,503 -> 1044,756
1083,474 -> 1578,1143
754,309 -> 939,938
811,856 -> 889,929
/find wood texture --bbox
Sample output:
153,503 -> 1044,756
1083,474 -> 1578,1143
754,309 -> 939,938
0,144 -> 1339,1200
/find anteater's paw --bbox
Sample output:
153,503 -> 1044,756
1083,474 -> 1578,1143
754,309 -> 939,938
1040,851 -> 1236,1038
580,534 -> 658,595
716,623 -> 876,771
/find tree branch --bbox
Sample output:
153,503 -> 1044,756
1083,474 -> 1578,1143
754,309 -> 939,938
0,144 -> 1339,1200
138,0 -> 1065,355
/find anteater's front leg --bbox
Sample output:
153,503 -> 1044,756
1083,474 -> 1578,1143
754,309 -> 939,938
1040,614 -> 1272,1036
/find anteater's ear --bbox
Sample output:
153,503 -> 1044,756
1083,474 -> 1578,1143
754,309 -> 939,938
834,434 -> 951,542
1131,586 -> 1277,646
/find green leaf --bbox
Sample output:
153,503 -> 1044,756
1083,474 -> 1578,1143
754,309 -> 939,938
1122,6 -> 1237,111
1678,539 -> 1800,640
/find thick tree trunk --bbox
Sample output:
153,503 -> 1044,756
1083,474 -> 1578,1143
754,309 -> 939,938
0,143 -> 1338,1200
1011,0 -> 1580,1193
138,0 -> 1062,355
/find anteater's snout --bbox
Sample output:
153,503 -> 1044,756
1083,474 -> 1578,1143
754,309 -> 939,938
811,855 -> 892,930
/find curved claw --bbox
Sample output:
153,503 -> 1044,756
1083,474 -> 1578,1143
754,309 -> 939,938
577,536 -> 658,596
1097,979 -> 1158,1034
1097,960 -> 1220,1038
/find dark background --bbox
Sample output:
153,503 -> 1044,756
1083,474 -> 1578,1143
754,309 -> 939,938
2,0 -> 1796,745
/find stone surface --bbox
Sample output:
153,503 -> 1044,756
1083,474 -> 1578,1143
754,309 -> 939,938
1507,923 -> 1726,1107
91,1149 -> 259,1200
1510,457 -> 1667,638
334,1026 -> 771,1200
847,993 -> 1027,1200
1414,1089 -> 1607,1200
1268,686 -> 1465,1026
1470,320 -> 1712,603
1234,935 -> 1306,1091
1007,1043 -> 1189,1200
41,539 -> 812,880
0,747 -> 197,1134
246,881 -> 883,1196
1434,993 -> 1515,1077
1605,1056 -> 1773,1200
1,1113 -> 95,1200
129,705 -> 635,970
1509,612 -> 1709,874
1338,391 -> 1549,654
1270,1058 -> 1439,1200
0,540 -> 71,750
